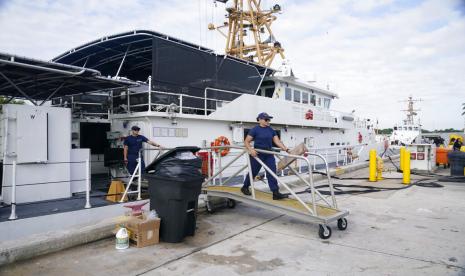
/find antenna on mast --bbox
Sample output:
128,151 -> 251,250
208,0 -> 285,67
399,96 -> 422,125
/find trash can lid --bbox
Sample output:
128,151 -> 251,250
145,146 -> 201,173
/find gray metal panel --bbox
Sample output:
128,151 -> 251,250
16,108 -> 48,163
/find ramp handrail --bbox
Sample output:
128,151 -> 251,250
201,145 -> 339,216
304,152 -> 337,208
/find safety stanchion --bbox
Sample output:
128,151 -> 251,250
8,161 -> 17,220
403,149 -> 411,185
369,149 -> 377,182
85,159 -> 91,209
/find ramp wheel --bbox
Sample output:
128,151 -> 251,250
226,199 -> 236,209
337,218 -> 348,230
318,225 -> 332,239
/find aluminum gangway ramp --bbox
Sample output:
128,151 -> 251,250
201,146 -> 349,239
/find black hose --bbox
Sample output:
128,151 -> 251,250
286,178 -> 443,196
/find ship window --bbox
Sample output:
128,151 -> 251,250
293,90 -> 301,103
285,88 -> 292,101
318,97 -> 322,106
302,92 -> 309,104
404,127 -> 407,130
414,127 -> 418,130
324,98 -> 331,109
408,127 -> 412,130
336,142 -> 340,146
330,143 -> 335,146
310,94 -> 316,105
342,142 -> 346,145
394,126 -> 397,130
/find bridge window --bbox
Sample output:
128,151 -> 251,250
293,90 -> 301,103
310,94 -> 316,105
285,88 -> 292,101
324,98 -> 331,109
302,92 -> 309,104
317,97 -> 322,106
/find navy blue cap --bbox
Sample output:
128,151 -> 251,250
257,112 -> 273,120
131,125 -> 140,131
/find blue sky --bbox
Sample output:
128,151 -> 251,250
0,0 -> 464,130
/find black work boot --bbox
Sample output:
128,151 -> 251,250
272,190 -> 289,200
241,186 -> 252,196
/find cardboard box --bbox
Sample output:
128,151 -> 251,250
277,143 -> 308,171
125,216 -> 161,248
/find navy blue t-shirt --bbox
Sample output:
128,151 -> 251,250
124,135 -> 148,155
248,126 -> 277,150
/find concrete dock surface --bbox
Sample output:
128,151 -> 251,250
1,165 -> 464,276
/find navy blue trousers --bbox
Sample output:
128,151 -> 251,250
243,154 -> 279,191
127,154 -> 145,175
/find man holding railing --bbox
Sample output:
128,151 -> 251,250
241,112 -> 290,200
124,125 -> 162,175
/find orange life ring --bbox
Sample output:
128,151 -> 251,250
212,136 -> 230,156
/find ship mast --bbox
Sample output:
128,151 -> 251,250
208,0 -> 285,67
400,96 -> 421,125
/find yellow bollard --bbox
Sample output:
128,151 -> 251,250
376,157 -> 384,180
369,149 -> 377,182
400,147 -> 405,172
402,149 -> 411,185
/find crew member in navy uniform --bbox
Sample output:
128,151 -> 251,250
241,112 -> 291,200
123,126 -> 162,174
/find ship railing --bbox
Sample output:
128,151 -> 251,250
3,159 -> 92,221
304,143 -> 368,169
51,93 -> 111,119
111,86 -> 242,116
202,145 -> 338,215
119,150 -> 144,203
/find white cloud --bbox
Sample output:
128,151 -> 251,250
0,0 -> 464,130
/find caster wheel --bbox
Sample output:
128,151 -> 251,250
337,218 -> 348,230
206,202 -> 215,214
226,199 -> 236,209
318,224 -> 332,239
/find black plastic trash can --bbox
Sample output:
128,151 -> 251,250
145,146 -> 204,243
448,151 -> 465,176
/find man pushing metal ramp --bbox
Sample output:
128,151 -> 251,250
202,144 -> 349,240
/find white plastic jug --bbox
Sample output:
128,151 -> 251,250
115,226 -> 129,250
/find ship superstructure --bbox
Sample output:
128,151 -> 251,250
390,96 -> 422,146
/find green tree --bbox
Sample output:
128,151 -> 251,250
0,96 -> 24,105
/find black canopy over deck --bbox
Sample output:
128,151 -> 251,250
52,30 -> 273,98
0,53 -> 135,105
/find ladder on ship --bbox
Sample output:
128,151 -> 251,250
202,146 -> 349,239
